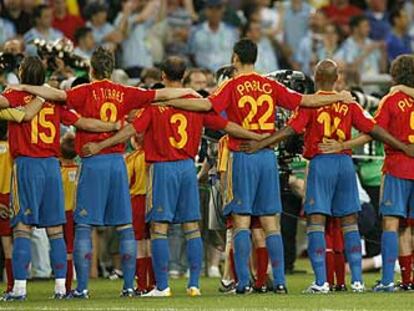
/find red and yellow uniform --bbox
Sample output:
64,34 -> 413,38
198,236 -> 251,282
133,105 -> 228,162
375,91 -> 414,219
61,163 -> 78,253
289,93 -> 375,217
126,149 -> 148,240
0,140 -> 12,236
3,89 -> 79,228
132,104 -> 228,224
209,72 -> 302,151
289,93 -> 376,159
209,72 -> 302,216
65,80 -> 155,156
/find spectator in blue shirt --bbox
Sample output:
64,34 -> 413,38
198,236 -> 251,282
334,15 -> 387,79
243,20 -> 279,74
283,0 -> 313,57
24,5 -> 63,55
188,0 -> 238,72
386,7 -> 412,63
365,0 -> 391,41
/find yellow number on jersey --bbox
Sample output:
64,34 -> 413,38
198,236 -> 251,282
409,111 -> 414,143
31,107 -> 56,144
317,111 -> 345,142
169,113 -> 188,149
100,102 -> 118,122
238,94 -> 275,130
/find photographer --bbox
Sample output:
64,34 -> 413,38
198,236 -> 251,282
0,39 -> 25,86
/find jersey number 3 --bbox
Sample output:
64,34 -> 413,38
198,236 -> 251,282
31,107 -> 56,144
169,113 -> 188,149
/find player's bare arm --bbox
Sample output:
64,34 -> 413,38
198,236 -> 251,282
156,98 -> 212,111
9,84 -> 67,102
81,123 -> 136,156
223,122 -> 269,141
300,91 -> 355,108
154,88 -> 202,101
319,126 -> 414,157
74,118 -> 121,133
240,126 -> 296,154
390,85 -> 414,98
0,95 -> 10,108
0,96 -> 45,122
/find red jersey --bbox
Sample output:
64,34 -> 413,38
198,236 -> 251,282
52,14 -> 85,41
322,5 -> 362,31
3,90 -> 79,158
66,80 -> 156,155
289,93 -> 375,159
132,105 -> 228,162
374,91 -> 414,180
208,72 -> 302,151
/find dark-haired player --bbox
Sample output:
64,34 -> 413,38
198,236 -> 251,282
239,59 -> 413,294
81,56 -> 266,297
14,48 -> 204,298
319,55 -> 414,292
60,132 -> 78,294
160,39 -> 355,294
3,56 -> 122,301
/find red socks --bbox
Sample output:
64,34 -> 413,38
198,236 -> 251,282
136,258 -> 147,291
229,248 -> 237,282
326,251 -> 335,286
5,258 -> 13,293
334,252 -> 345,286
65,259 -> 73,292
399,255 -> 412,285
255,247 -> 268,288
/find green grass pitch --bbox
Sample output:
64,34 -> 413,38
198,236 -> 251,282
1,260 -> 413,310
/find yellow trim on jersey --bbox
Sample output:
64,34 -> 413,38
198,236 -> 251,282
146,164 -> 154,214
11,163 -> 20,218
126,150 -> 146,196
217,135 -> 230,173
73,162 -> 82,213
374,91 -> 399,119
0,108 -> 25,122
61,165 -> 78,212
223,152 -> 234,207
0,141 -> 12,195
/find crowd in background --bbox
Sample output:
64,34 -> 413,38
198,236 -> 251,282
0,0 -> 411,283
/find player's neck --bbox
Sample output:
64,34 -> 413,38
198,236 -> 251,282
316,85 -> 335,92
164,81 -> 183,88
237,65 -> 255,75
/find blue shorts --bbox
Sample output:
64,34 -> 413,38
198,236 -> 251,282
146,159 -> 200,224
223,149 -> 282,217
380,174 -> 414,218
75,154 -> 132,226
11,157 -> 65,227
305,154 -> 360,217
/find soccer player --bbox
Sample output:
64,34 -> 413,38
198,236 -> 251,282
239,59 -> 414,293
325,217 -> 346,291
14,48 -> 204,298
319,55 -> 414,292
60,132 -> 78,294
2,56 -> 122,301
125,134 -> 155,295
157,39 -> 356,294
81,56 -> 267,297
0,121 -> 13,295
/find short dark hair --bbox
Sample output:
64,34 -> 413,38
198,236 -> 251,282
60,133 -> 77,160
91,47 -> 114,80
84,2 -> 107,20
390,54 -> 414,87
33,4 -> 50,23
233,39 -> 257,65
349,15 -> 368,30
389,7 -> 403,27
74,27 -> 92,45
183,68 -> 205,86
19,56 -> 46,86
160,56 -> 187,82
